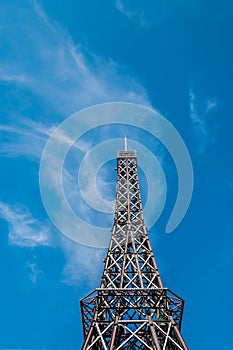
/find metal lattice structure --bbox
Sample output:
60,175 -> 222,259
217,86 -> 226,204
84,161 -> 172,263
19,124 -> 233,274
80,140 -> 188,349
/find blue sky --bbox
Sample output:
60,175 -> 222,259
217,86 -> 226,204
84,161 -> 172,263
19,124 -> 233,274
0,0 -> 232,349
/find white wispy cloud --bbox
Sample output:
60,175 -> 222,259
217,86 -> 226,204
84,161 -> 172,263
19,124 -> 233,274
61,237 -> 106,288
0,0 -> 152,286
0,201 -> 50,247
0,199 -> 106,287
0,120 -> 54,159
25,260 -> 43,283
0,117 -> 91,160
0,71 -> 27,83
189,89 -> 218,153
114,1 -> 233,28
0,0 -> 151,229
0,0 -> 149,120
0,114 -> 112,246
115,0 -> 136,19
114,0 -> 184,28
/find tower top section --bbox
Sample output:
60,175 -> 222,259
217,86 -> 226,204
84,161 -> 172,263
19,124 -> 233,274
117,135 -> 137,158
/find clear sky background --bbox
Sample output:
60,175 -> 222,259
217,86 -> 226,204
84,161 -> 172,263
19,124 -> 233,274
0,1 -> 232,349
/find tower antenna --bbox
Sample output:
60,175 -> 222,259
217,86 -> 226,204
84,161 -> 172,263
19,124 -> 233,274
124,134 -> 128,151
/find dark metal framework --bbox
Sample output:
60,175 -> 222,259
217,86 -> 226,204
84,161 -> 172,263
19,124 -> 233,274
81,146 -> 188,349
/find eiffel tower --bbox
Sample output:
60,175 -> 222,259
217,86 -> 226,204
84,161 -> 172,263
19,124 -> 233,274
80,136 -> 188,349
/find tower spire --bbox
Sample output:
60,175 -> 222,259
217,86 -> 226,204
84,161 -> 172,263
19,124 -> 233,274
124,134 -> 128,151
80,145 -> 189,349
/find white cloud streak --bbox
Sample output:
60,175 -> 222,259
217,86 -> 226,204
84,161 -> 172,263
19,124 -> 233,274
189,89 -> 217,153
0,117 -> 91,160
115,0 -> 184,28
114,1 -> 232,28
0,198 -> 105,286
61,237 -> 106,288
25,260 -> 43,283
115,0 -> 136,19
0,120 -> 54,159
0,0 -> 152,286
0,201 -> 50,247
0,0 -> 150,119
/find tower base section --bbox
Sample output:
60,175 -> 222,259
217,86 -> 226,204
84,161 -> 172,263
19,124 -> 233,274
80,288 -> 188,350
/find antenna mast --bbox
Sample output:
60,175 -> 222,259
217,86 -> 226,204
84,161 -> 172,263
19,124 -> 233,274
124,134 -> 128,151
